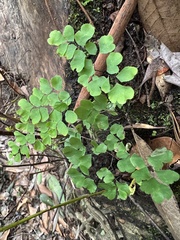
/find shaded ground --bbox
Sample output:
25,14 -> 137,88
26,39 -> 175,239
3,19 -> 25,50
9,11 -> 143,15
0,0 -> 180,239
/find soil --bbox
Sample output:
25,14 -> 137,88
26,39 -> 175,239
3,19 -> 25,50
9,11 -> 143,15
0,0 -> 179,239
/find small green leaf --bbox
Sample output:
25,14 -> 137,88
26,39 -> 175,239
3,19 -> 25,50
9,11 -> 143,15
64,44 -> 77,59
151,185 -> 172,203
78,75 -> 89,87
63,25 -> 74,41
57,43 -> 68,56
18,99 -> 33,111
117,66 -> 138,82
85,109 -> 99,125
70,49 -> 86,72
98,182 -> 116,200
37,172 -> 42,184
20,145 -> 29,157
148,148 -> 173,170
75,23 -> 95,47
99,35 -> 115,53
34,140 -> 45,152
63,146 -> 84,159
51,75 -> 63,91
48,128 -> 57,138
69,137 -> 84,150
75,100 -> 93,120
54,102 -> 68,112
79,154 -> 92,169
17,109 -> 30,122
39,107 -> 49,122
41,95 -> 49,106
57,121 -> 68,136
15,122 -> 27,132
97,167 -> 114,183
40,194 -> 54,206
26,123 -> 35,134
14,131 -> 27,145
105,134 -> 119,151
117,157 -> 135,173
81,0 -> 93,6
58,91 -> 71,105
40,78 -> 52,94
131,167 -> 151,182
49,109 -> 62,123
100,77 -> 110,93
29,95 -> 41,107
93,94 -> 108,111
32,88 -> 43,100
140,178 -> 172,203
79,59 -> 95,78
14,153 -> 21,162
42,135 -> 51,145
26,134 -> 35,144
116,142 -> 129,159
85,42 -> 97,55
30,108 -> 41,124
65,110 -> 77,124
106,52 -> 123,74
83,178 -> 97,193
95,114 -> 109,130
38,122 -> 49,133
156,170 -> 179,184
93,143 -> 107,155
110,124 -> 124,139
130,154 -> 146,169
110,124 -> 120,134
87,76 -> 102,96
116,182 -> 130,200
47,92 -> 59,106
8,141 -> 19,155
47,30 -> 65,46
68,168 -> 86,188
108,83 -> 134,105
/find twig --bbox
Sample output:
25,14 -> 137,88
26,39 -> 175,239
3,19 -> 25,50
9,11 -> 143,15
74,0 -> 138,109
44,0 -> 58,29
75,0 -> 94,25
148,72 -> 156,106
0,190 -> 104,232
125,29 -> 145,74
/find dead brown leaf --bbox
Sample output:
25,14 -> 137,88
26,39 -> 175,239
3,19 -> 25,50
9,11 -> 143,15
138,0 -> 180,51
38,183 -> 53,197
0,230 -> 10,240
40,203 -> 49,230
160,43 -> 180,86
17,197 -> 28,211
155,74 -> 171,100
124,123 -> 165,130
0,73 -> 4,81
28,203 -> 37,215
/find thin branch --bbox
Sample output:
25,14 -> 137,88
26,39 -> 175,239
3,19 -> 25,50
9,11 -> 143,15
75,0 -> 94,25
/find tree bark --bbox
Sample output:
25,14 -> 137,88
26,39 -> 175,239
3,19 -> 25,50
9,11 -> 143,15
0,0 -> 69,87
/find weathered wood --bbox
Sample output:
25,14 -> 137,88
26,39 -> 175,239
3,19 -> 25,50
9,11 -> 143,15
0,0 -> 69,87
